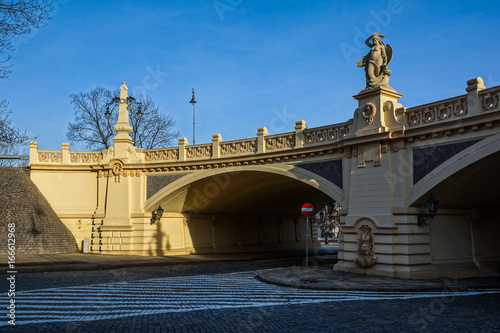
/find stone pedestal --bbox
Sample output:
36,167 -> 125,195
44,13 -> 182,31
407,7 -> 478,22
352,87 -> 404,136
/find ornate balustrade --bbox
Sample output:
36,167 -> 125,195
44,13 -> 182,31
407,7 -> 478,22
186,143 -> 212,159
479,86 -> 500,112
303,121 -> 352,146
34,143 -> 103,165
38,150 -> 62,163
265,132 -> 295,150
69,152 -> 103,163
144,147 -> 179,161
405,95 -> 468,127
30,79 -> 500,168
220,138 -> 256,156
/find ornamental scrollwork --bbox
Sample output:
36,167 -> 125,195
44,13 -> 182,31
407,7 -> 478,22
481,91 -> 499,111
406,97 -> 468,127
363,102 -> 376,124
144,149 -> 179,161
38,152 -> 62,163
112,162 -> 123,183
186,145 -> 212,158
303,125 -> 350,145
266,135 -> 294,150
69,153 -> 102,163
39,154 -> 49,162
220,140 -> 256,155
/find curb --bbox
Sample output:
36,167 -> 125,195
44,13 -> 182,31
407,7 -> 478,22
255,268 -> 490,292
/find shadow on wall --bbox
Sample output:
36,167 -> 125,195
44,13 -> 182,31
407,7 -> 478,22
147,224 -> 171,256
0,167 -> 79,254
180,213 -> 320,255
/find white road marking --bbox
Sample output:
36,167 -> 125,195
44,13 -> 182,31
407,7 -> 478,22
3,270 -> 499,326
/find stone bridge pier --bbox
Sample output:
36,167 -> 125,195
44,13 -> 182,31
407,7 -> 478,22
29,79 -> 500,279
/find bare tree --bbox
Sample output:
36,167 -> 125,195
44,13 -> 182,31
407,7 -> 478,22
0,0 -> 52,78
67,87 -> 180,150
129,96 -> 179,150
0,1 -> 52,165
0,100 -> 32,166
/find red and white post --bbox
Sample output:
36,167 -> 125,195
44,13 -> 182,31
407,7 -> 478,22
301,203 -> 313,268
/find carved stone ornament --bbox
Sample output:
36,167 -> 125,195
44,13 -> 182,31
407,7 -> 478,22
383,100 -> 393,113
112,162 -> 123,183
354,224 -> 377,268
363,102 -> 377,124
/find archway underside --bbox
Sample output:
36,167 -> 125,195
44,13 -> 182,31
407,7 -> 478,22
158,171 -> 339,216
150,170 -> 339,255
412,150 -> 500,209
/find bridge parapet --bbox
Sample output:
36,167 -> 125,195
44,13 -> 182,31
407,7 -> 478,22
478,85 -> 500,112
405,94 -> 468,128
29,77 -> 498,168
303,121 -> 352,146
30,141 -> 104,165
404,77 -> 499,128
138,122 -> 351,164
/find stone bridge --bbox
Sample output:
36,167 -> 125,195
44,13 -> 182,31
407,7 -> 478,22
29,78 -> 500,279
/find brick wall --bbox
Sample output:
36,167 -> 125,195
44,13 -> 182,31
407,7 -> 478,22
0,168 -> 78,254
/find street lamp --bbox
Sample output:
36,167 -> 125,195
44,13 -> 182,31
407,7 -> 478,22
418,194 -> 439,226
104,96 -> 143,120
318,210 -> 329,244
151,205 -> 164,225
326,201 -> 334,217
189,88 -> 197,145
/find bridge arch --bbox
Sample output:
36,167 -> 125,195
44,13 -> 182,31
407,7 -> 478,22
146,164 -> 344,215
409,133 -> 500,208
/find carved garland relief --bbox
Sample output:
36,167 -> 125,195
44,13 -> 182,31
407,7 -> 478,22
363,102 -> 376,124
112,162 -> 123,183
354,224 -> 377,268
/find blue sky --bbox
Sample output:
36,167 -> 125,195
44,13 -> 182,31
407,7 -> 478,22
2,0 -> 500,150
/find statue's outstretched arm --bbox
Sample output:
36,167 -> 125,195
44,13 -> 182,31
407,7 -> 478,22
364,36 -> 373,48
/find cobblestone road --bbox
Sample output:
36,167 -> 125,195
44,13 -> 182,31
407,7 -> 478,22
1,263 -> 500,332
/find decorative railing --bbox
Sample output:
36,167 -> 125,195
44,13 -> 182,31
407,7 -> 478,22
32,79 -> 500,167
69,152 -> 102,163
186,144 -> 212,159
303,121 -> 351,146
479,86 -> 500,112
144,148 -> 179,161
265,132 -> 295,150
405,95 -> 468,127
38,151 -> 62,163
220,138 -> 256,155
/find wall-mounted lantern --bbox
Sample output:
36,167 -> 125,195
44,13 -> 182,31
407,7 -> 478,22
418,194 -> 439,226
150,205 -> 164,225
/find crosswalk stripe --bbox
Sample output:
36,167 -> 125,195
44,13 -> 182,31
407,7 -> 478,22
2,270 -> 499,326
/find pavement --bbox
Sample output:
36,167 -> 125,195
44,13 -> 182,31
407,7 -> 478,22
3,246 -> 499,292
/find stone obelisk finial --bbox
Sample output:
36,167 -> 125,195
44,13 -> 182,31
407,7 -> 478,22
113,82 -> 133,144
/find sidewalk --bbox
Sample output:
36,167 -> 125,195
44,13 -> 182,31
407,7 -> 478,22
2,249 -> 499,292
257,265 -> 500,292
1,250 -> 315,274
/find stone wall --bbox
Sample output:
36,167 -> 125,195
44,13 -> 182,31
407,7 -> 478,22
0,168 -> 78,254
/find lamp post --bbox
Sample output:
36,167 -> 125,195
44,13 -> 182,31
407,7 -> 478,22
104,96 -> 143,120
189,88 -> 197,145
319,210 -> 328,244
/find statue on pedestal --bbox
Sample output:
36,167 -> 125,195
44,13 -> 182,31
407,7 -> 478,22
357,33 -> 393,91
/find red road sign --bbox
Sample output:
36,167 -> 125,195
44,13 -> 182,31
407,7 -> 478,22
301,203 -> 313,216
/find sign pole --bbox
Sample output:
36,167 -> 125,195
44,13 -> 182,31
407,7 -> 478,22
301,203 -> 313,269
306,216 -> 309,268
